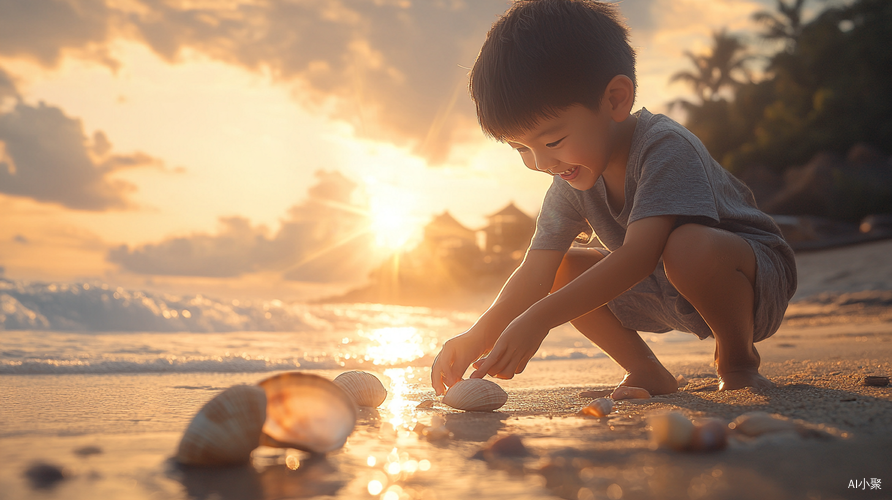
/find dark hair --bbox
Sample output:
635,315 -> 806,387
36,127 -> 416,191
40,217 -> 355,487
469,0 -> 636,141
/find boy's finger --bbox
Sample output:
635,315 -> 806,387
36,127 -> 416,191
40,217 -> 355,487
431,352 -> 453,395
485,354 -> 514,379
469,356 -> 493,379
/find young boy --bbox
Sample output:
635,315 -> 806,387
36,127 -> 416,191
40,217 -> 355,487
431,0 -> 797,397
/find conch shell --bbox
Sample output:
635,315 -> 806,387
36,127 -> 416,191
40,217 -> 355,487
333,371 -> 387,407
442,378 -> 508,412
579,397 -> 614,417
176,385 -> 267,465
258,371 -> 357,453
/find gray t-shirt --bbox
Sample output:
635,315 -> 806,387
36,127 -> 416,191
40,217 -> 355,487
530,108 -> 797,340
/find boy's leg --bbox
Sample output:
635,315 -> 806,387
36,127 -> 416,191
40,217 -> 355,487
554,248 -> 678,395
662,224 -> 773,391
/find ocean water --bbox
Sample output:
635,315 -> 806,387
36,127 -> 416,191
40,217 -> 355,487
0,279 -> 704,500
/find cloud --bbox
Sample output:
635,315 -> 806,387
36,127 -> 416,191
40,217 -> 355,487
0,0 -> 117,68
0,66 -> 18,102
0,1 -> 673,162
0,100 -> 163,210
108,170 -> 378,282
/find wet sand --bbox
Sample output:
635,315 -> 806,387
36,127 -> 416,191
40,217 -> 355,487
2,240 -> 891,500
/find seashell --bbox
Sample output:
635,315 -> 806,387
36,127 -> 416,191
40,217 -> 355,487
176,385 -> 267,466
333,371 -> 387,407
690,418 -> 728,452
611,386 -> 652,400
257,372 -> 357,454
579,398 -> 614,417
729,412 -> 797,437
472,433 -> 530,460
442,378 -> 508,412
676,374 -> 688,388
648,411 -> 694,451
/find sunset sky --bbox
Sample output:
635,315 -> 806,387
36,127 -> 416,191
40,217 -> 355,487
0,0 -> 801,300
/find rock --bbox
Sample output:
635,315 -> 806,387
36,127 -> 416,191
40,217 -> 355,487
24,462 -> 67,489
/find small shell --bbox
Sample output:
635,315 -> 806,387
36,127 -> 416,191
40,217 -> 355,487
690,418 -> 728,452
579,398 -> 614,417
442,379 -> 508,412
333,371 -> 387,407
611,386 -> 652,400
729,412 -> 797,437
176,385 -> 267,466
472,433 -> 530,460
258,372 -> 357,454
675,374 -> 688,388
648,411 -> 694,451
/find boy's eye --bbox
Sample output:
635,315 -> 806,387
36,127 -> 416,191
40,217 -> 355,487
546,137 -> 566,148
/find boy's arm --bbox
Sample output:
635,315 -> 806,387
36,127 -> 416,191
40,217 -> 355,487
431,248 -> 565,395
471,215 -> 676,379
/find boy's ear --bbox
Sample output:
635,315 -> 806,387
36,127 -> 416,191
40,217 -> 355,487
603,75 -> 635,121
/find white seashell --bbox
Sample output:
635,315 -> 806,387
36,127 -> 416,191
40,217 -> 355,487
611,386 -> 652,400
257,372 -> 357,454
690,418 -> 728,452
729,412 -> 797,437
648,411 -> 695,451
442,379 -> 508,412
579,398 -> 614,417
176,385 -> 267,466
333,371 -> 387,407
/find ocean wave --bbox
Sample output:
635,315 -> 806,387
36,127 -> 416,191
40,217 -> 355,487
0,278 -> 471,333
0,355 -> 329,375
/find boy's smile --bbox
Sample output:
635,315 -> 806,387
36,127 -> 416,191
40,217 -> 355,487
505,102 -> 635,192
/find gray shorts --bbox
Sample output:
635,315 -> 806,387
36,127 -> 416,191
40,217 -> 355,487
596,238 -> 793,342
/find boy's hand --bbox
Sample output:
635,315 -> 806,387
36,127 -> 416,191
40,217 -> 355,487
431,330 -> 488,396
469,314 -> 549,380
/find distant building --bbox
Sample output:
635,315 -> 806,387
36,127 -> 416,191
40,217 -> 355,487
423,211 -> 479,257
481,202 -> 536,262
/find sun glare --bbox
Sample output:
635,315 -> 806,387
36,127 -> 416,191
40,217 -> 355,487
369,200 -> 420,251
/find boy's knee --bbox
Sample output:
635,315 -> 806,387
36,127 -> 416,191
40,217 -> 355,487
662,224 -> 717,286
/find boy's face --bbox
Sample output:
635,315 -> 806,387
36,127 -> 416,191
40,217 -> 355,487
505,103 -> 617,191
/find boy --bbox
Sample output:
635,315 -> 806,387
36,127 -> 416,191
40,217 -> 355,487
431,0 -> 797,396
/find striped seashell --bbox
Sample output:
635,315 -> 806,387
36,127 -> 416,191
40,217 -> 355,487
648,411 -> 695,451
579,397 -> 614,417
257,371 -> 356,454
176,385 -> 267,466
442,378 -> 508,412
333,371 -> 387,407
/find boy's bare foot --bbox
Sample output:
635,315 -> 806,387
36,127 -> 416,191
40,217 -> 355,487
717,369 -> 775,391
714,345 -> 774,391
617,367 -> 678,396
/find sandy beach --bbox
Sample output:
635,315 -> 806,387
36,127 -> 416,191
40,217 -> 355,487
2,240 -> 891,500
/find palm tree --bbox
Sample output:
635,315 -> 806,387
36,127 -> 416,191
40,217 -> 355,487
669,29 -> 750,108
751,0 -> 808,52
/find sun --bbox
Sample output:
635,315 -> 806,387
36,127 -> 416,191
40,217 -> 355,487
369,200 -> 420,251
